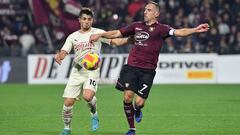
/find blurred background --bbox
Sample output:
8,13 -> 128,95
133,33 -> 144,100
0,0 -> 239,57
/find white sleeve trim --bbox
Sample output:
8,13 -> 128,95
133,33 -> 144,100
61,49 -> 70,54
169,29 -> 175,36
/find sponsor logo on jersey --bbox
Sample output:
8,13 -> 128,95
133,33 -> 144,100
74,42 -> 94,51
134,31 -> 149,42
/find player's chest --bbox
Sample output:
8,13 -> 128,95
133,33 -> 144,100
72,37 -> 94,51
134,27 -> 161,42
72,35 -> 90,44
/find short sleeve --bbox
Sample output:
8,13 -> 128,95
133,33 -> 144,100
161,24 -> 175,39
61,35 -> 73,53
119,23 -> 136,37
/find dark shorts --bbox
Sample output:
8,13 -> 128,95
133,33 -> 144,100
115,64 -> 156,99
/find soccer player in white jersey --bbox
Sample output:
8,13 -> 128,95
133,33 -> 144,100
55,8 -> 129,135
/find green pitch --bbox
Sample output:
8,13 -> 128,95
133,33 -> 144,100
0,84 -> 240,135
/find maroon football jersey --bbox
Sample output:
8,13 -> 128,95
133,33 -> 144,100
120,21 -> 173,70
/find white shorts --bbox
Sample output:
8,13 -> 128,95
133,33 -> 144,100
62,65 -> 100,99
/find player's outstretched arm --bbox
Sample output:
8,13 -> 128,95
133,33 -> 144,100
174,23 -> 210,37
110,36 -> 133,46
90,30 -> 122,42
54,50 -> 68,65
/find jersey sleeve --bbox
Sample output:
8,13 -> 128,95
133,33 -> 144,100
119,23 -> 136,37
61,35 -> 73,53
161,24 -> 175,39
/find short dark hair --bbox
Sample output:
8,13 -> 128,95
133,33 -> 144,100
148,1 -> 160,12
79,8 -> 94,18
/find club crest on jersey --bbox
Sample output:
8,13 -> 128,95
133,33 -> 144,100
134,31 -> 149,42
149,27 -> 155,32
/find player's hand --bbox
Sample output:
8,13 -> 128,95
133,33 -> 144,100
54,51 -> 62,65
90,34 -> 100,43
195,23 -> 210,33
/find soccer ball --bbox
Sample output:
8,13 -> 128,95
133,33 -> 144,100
81,52 -> 100,70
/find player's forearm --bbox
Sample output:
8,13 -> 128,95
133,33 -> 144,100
174,28 -> 197,37
100,30 -> 122,39
55,50 -> 68,65
111,38 -> 129,46
58,50 -> 68,60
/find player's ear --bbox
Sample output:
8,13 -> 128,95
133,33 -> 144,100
91,17 -> 94,23
155,11 -> 160,18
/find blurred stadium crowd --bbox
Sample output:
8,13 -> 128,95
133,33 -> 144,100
0,0 -> 239,57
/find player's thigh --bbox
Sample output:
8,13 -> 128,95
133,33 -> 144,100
115,65 -> 138,91
136,70 -> 156,99
63,67 -> 85,99
83,78 -> 98,93
83,70 -> 99,93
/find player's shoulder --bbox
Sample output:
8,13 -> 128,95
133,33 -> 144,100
156,22 -> 172,28
135,21 -> 144,24
131,21 -> 144,26
68,30 -> 80,38
91,27 -> 106,34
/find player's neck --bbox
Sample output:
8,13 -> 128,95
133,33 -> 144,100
145,20 -> 157,26
79,28 -> 91,33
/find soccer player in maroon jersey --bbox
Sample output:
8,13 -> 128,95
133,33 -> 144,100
90,1 -> 209,135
